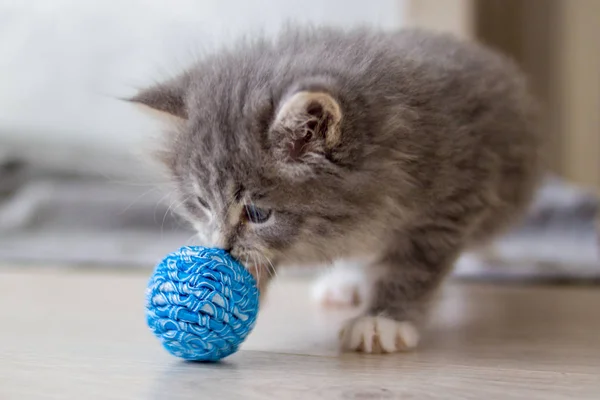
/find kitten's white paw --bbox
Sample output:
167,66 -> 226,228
311,263 -> 368,308
339,316 -> 419,353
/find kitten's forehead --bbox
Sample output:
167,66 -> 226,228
192,149 -> 259,191
188,128 -> 268,193
180,64 -> 279,205
191,163 -> 236,195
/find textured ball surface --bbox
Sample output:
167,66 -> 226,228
146,246 -> 259,361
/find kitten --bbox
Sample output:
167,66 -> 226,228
131,27 -> 541,354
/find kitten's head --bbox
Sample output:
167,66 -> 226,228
131,53 -> 385,277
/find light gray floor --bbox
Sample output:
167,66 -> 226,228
2,268 -> 600,400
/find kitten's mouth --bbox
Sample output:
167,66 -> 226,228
232,249 -> 276,292
246,263 -> 266,280
245,263 -> 271,294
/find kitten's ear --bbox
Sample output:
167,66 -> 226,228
128,77 -> 189,123
272,91 -> 342,162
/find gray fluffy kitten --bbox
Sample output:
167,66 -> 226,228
132,27 -> 541,353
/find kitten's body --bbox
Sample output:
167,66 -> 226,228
132,27 -> 541,353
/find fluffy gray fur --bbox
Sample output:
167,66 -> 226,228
132,27 -> 541,345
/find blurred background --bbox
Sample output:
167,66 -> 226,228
0,0 -> 598,280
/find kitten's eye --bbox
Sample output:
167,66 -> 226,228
244,205 -> 272,224
196,196 -> 209,209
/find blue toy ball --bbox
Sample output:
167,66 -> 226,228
146,246 -> 260,361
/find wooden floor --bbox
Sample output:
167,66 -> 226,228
1,267 -> 599,400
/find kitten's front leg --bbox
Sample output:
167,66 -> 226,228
340,228 -> 463,353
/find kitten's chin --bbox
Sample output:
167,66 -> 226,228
245,263 -> 272,302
